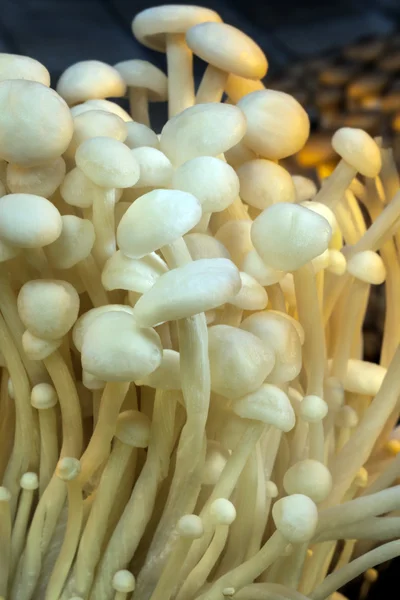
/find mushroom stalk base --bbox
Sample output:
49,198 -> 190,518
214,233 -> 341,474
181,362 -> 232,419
129,87 -> 150,126
313,160 -> 356,209
196,65 -> 228,104
166,33 -> 195,117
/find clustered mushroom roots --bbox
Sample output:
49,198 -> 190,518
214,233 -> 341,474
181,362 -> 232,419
0,5 -> 399,600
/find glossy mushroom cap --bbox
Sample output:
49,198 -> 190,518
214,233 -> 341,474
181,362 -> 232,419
46,215 -> 95,269
347,250 -> 386,285
238,159 -> 296,209
31,383 -> 58,410
283,460 -> 333,503
125,121 -> 160,149
56,60 -> 126,106
102,250 -> 167,293
332,127 -> 382,177
272,493 -> 318,543
66,110 -> 127,160
75,137 -> 140,188
115,410 -> 151,448
130,147 -> 173,188
72,304 -> 135,353
114,59 -> 168,101
233,384 -> 296,432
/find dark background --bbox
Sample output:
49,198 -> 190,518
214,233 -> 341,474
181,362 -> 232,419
1,0 -> 399,597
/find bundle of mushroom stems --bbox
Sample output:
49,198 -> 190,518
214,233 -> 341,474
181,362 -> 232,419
1,5 -> 400,600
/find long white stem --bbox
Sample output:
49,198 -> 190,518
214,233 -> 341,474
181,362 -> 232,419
196,66 -> 228,104
166,33 -> 195,117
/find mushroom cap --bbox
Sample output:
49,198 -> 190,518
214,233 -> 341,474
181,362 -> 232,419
184,233 -> 230,261
101,250 -> 168,293
60,167 -> 99,208
56,60 -> 126,106
251,203 -> 332,272
224,73 -> 265,104
160,103 -> 246,167
0,80 -> 73,166
186,22 -> 267,79
332,127 -> 382,177
131,147 -> 173,188
208,325 -> 275,399
202,440 -> 230,485
292,175 -> 317,202
347,250 -> 386,285
72,98 -> 132,122
115,410 -> 151,448
238,159 -> 296,209
283,460 -> 333,503
18,279 -> 80,341
301,200 -> 342,250
272,494 -> 318,543
46,215 -> 95,269
82,310 -> 162,382
136,349 -> 181,390
75,137 -> 140,188
209,498 -> 237,526
172,156 -> 239,213
241,311 -> 304,384
125,121 -> 160,150
72,304 -> 135,353
0,53 -> 50,86
117,188 -> 202,259
242,250 -> 285,286
215,220 -> 253,268
6,158 -> 66,198
20,472 -> 39,491
31,383 -> 58,410
233,384 -> 295,432
177,514 -> 204,539
132,5 -> 222,52
65,110 -> 128,160
0,193 -> 62,248
112,571 -> 136,594
228,272 -> 268,310
57,457 -> 81,481
238,90 -> 310,160
114,59 -> 168,101
132,257 -> 242,327
334,358 -> 386,396
300,395 -> 328,423
22,330 -> 62,361
328,250 -> 347,276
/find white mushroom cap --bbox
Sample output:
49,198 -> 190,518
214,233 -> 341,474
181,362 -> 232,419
60,167 -> 99,208
241,311 -> 303,384
335,405 -> 359,429
332,127 -> 382,177
292,175 -> 317,202
202,440 -> 230,486
172,156 -> 240,213
57,457 -> 81,481
136,349 -> 181,390
115,410 -> 151,448
114,59 -> 167,101
228,271 -> 268,310
82,310 -> 162,382
300,395 -> 328,423
238,159 -> 296,209
72,99 -> 132,122
131,147 -> 173,188
0,80 -> 73,166
251,203 -> 332,272
132,258 -> 242,327
266,481 -> 279,498
132,5 -> 222,52
301,200 -> 342,250
333,359 -> 386,396
347,250 -> 386,285
56,60 -> 126,106
125,121 -> 160,149
20,472 -> 39,491
176,514 -> 204,539
45,215 -> 95,269
327,250 -> 347,276
6,158 -> 66,198
22,330 -> 62,361
186,22 -> 267,79
31,383 -> 58,410
82,370 -> 106,391
72,304 -> 135,352
75,137 -> 140,188
215,220 -> 253,268
160,103 -> 246,166
272,494 -> 318,543
117,189 -> 202,259
0,193 -> 62,248
238,90 -> 310,160
184,233 -> 230,261
241,250 -> 285,286
208,325 -> 275,400
0,53 -> 50,86
18,279 -> 80,341
209,498 -> 237,526
283,460 -> 333,503
65,110 -> 128,160
233,384 -> 295,432
225,141 -> 257,170
102,250 -> 167,293
112,570 -> 136,594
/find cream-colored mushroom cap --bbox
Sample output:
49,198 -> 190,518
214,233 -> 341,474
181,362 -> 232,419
272,494 -> 318,543
228,272 -> 268,310
72,304 -> 135,353
0,193 -> 62,248
238,159 -> 296,209
136,349 -> 181,390
101,250 -> 168,293
233,384 -> 295,432
60,167 -> 99,208
238,90 -> 310,160
125,121 -> 160,149
160,103 -> 246,166
186,21 -> 267,79
56,60 -> 126,106
300,395 -> 328,423
131,147 -> 173,188
112,570 -> 136,593
45,215 -> 95,270
242,250 -> 285,286
177,514 -> 204,539
6,158 -> 66,198
172,156 -> 239,213
31,383 -> 58,410
75,137 -> 140,188
132,5 -> 222,52
209,498 -> 237,526
57,457 -> 81,481
18,279 -> 80,341
0,80 -> 73,166
0,53 -> 50,86
301,200 -> 342,250
241,311 -> 304,384
132,258 -> 242,327
22,330 -> 62,361
71,99 -> 132,122
251,203 -> 332,272
332,127 -> 382,177
184,233 -> 230,261
20,472 -> 39,491
292,175 -> 317,202
336,359 -> 387,396
114,59 -> 167,101
202,440 -> 230,486
347,250 -> 386,285
82,310 -> 162,382
65,110 -> 128,160
283,460 -> 333,503
208,325 -> 275,399
115,410 -> 151,448
117,189 -> 202,259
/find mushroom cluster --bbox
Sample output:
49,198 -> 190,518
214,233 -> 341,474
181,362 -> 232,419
0,5 -> 399,600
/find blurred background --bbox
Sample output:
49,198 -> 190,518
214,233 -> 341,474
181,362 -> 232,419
2,1 -> 399,598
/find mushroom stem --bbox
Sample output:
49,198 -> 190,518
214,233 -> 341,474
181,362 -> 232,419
76,255 -> 109,307
0,487 -> 11,597
233,583 -> 310,600
10,475 -> 38,581
37,404 -> 58,495
309,540 -> 400,600
166,33 -> 195,117
313,160 -> 356,208
196,66 -> 228,104
24,247 -> 53,278
128,87 -> 150,125
91,186 -> 117,269
315,515 -> 400,542
0,372 -> 15,481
